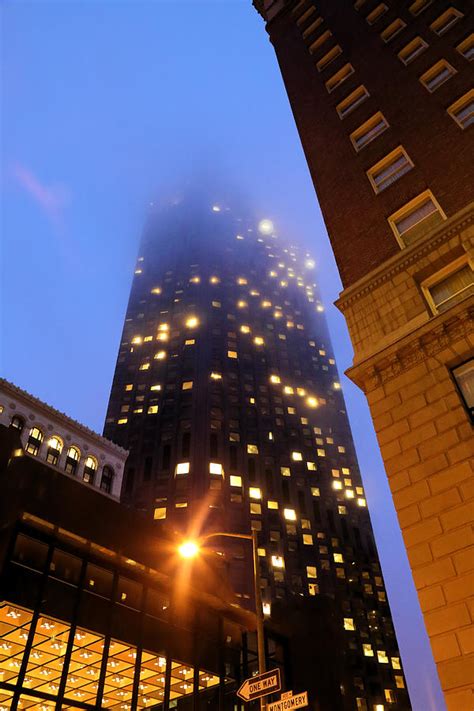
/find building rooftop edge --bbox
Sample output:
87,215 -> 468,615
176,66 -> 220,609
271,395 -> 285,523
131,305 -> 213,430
0,378 -> 128,458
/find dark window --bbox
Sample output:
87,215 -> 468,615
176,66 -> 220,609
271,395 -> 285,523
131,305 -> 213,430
50,549 -> 82,586
143,457 -> 153,481
146,588 -> 169,619
248,458 -> 256,481
101,465 -> 114,493
162,444 -> 171,470
229,446 -> 237,470
125,467 -> 135,494
182,432 -> 191,457
12,534 -> 49,572
282,481 -> 290,503
117,576 -> 142,609
327,509 -> 336,533
10,415 -> 24,432
451,360 -> 473,422
210,433 -> 218,458
297,490 -> 306,513
85,563 -> 114,598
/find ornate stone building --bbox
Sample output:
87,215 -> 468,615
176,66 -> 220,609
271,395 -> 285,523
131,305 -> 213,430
253,1 -> 473,708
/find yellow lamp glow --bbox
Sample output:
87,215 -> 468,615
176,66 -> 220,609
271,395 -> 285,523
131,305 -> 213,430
258,219 -> 274,235
178,541 -> 200,559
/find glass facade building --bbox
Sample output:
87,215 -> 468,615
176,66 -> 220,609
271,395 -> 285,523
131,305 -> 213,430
103,196 -> 410,710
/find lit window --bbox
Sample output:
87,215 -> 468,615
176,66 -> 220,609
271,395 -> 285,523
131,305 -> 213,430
345,489 -> 355,499
395,676 -> 405,689
350,112 -> 389,151
131,336 -> 143,345
451,360 -> 474,422
358,498 -> 367,507
325,63 -> 355,93
344,618 -> 355,631
457,34 -> 474,61
391,657 -> 401,670
363,644 -> 374,657
209,462 -> 223,476
302,534 -> 313,545
284,508 -> 296,521
284,386 -> 294,395
65,446 -> 80,475
139,362 -> 150,370
230,475 -> 242,487
247,444 -> 259,454
271,555 -> 284,568
158,323 -> 169,332
367,146 -> 414,193
334,553 -> 344,563
316,45 -> 342,72
212,301 -> 221,308
306,396 -> 318,408
182,381 -> 193,390
176,501 -> 188,508
147,405 -> 159,414
46,436 -> 63,466
254,336 -> 264,346
83,456 -> 97,484
398,37 -> 428,64
250,502 -> 262,514
240,325 -> 251,334
175,462 -> 190,476
420,60 -> 456,92
308,583 -> 318,595
447,90 -> 474,129
125,383 -> 133,391
117,418 -> 128,425
237,300 -> 247,308
306,565 -> 317,578
249,487 -> 262,499
430,8 -> 463,35
261,300 -> 271,308
26,427 -> 43,456
185,339 -> 195,346
381,18 -> 406,42
237,277 -> 247,285
377,650 -> 389,664
268,500 -> 279,510
150,383 -> 161,391
422,257 -> 473,314
409,0 -> 432,14
307,462 -> 317,471
317,448 -> 326,457
258,547 -> 266,557
291,451 -> 302,461
366,3 -> 387,25
157,332 -> 168,342
151,287 -> 162,294
270,375 -> 281,384
228,350 -> 238,359
154,351 -> 166,360
154,507 -> 166,520
210,372 -> 222,380
311,487 -> 320,497
388,190 -> 446,247
336,85 -> 369,119
144,335 -> 153,342
385,689 -> 396,703
209,276 -> 220,284
281,467 -> 291,477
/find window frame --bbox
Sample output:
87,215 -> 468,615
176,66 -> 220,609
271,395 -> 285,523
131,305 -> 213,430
387,190 -> 447,247
381,18 -> 406,43
350,111 -> 389,151
316,45 -> 342,72
421,255 -> 473,315
430,7 -> 464,36
336,85 -> 370,119
419,59 -> 457,92
366,3 -> 388,25
366,146 -> 414,194
398,37 -> 429,65
325,63 -> 355,93
447,90 -> 474,130
456,33 -> 474,61
451,359 -> 474,423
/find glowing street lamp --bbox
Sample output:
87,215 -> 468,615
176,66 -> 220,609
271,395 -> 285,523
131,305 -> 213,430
178,530 -> 266,691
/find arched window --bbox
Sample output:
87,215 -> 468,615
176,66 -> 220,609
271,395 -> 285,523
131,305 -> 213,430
26,427 -> 43,456
65,446 -> 80,475
10,415 -> 25,433
83,456 -> 97,484
46,436 -> 63,466
100,466 -> 114,494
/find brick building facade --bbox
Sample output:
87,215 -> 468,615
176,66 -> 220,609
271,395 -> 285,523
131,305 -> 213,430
253,1 -> 474,708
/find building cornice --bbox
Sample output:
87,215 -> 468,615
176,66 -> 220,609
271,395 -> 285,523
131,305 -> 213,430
336,203 -> 474,312
0,378 -> 128,458
346,299 -> 474,392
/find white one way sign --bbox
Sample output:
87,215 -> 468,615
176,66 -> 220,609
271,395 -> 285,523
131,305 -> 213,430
268,691 -> 308,711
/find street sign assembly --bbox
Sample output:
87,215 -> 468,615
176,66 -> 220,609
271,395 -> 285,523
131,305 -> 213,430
268,691 -> 308,711
237,668 -> 282,702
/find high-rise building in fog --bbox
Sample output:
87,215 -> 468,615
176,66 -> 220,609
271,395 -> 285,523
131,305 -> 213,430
104,196 -> 410,710
252,2 -> 473,708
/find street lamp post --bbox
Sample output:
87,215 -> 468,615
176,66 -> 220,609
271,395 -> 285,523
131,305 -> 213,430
179,529 -> 266,704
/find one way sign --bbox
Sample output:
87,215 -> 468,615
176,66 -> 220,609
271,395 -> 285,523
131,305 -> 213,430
237,669 -> 281,701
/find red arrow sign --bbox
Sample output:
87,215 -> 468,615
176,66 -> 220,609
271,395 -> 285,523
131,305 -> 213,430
237,669 -> 281,701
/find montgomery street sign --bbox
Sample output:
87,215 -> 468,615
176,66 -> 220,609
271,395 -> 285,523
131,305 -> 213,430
268,690 -> 308,711
237,669 -> 282,701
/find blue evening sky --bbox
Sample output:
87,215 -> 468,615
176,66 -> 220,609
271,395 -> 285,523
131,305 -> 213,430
1,2 -> 444,708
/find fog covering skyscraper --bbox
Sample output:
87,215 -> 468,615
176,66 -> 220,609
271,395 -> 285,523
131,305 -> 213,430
104,195 -> 410,710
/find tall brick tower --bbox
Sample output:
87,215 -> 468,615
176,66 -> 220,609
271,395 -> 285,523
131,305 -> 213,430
104,195 -> 410,710
253,1 -> 474,708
